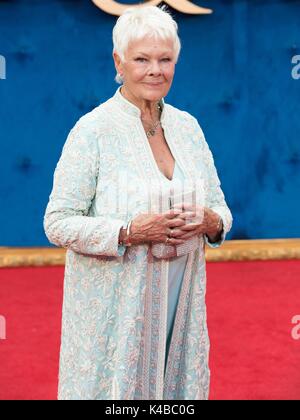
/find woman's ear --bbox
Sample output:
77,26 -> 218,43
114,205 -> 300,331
113,52 -> 123,75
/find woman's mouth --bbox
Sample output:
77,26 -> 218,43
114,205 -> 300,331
144,82 -> 164,87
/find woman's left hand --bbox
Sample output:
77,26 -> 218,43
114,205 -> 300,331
171,203 -> 222,241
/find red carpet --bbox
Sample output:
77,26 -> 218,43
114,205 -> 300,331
0,260 -> 299,400
0,266 -> 63,400
207,260 -> 300,400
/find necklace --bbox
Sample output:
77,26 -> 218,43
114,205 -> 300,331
142,103 -> 162,138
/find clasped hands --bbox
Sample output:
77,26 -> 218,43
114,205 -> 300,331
127,202 -> 223,247
167,202 -> 222,242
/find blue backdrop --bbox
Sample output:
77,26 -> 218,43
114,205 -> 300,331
0,0 -> 299,246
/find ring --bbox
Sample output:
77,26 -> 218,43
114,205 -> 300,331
166,228 -> 174,243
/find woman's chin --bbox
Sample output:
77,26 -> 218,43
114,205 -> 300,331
141,85 -> 169,100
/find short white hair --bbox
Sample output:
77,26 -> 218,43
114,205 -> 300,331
112,5 -> 181,84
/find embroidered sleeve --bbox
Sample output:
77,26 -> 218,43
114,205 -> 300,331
43,121 -> 126,257
190,116 -> 233,248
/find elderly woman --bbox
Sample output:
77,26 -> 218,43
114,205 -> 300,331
44,6 -> 232,400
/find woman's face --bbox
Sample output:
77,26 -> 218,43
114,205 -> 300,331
114,36 -> 176,103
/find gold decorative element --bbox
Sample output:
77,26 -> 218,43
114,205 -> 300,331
0,247 -> 66,268
0,239 -> 300,268
91,0 -> 213,16
205,238 -> 300,262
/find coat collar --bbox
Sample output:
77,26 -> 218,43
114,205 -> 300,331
112,85 -> 166,122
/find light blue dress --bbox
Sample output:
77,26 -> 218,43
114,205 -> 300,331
157,161 -> 189,371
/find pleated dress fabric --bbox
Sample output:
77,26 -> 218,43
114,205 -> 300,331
157,161 -> 189,371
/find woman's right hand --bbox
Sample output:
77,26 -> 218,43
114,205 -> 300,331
129,209 -> 196,246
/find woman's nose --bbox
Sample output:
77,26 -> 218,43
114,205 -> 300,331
149,60 -> 162,75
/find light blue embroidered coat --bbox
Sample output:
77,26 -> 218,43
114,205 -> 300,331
44,87 -> 233,400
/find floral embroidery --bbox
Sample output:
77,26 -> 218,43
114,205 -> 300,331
44,86 -> 233,400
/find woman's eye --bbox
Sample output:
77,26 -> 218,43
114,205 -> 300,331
134,57 -> 171,63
